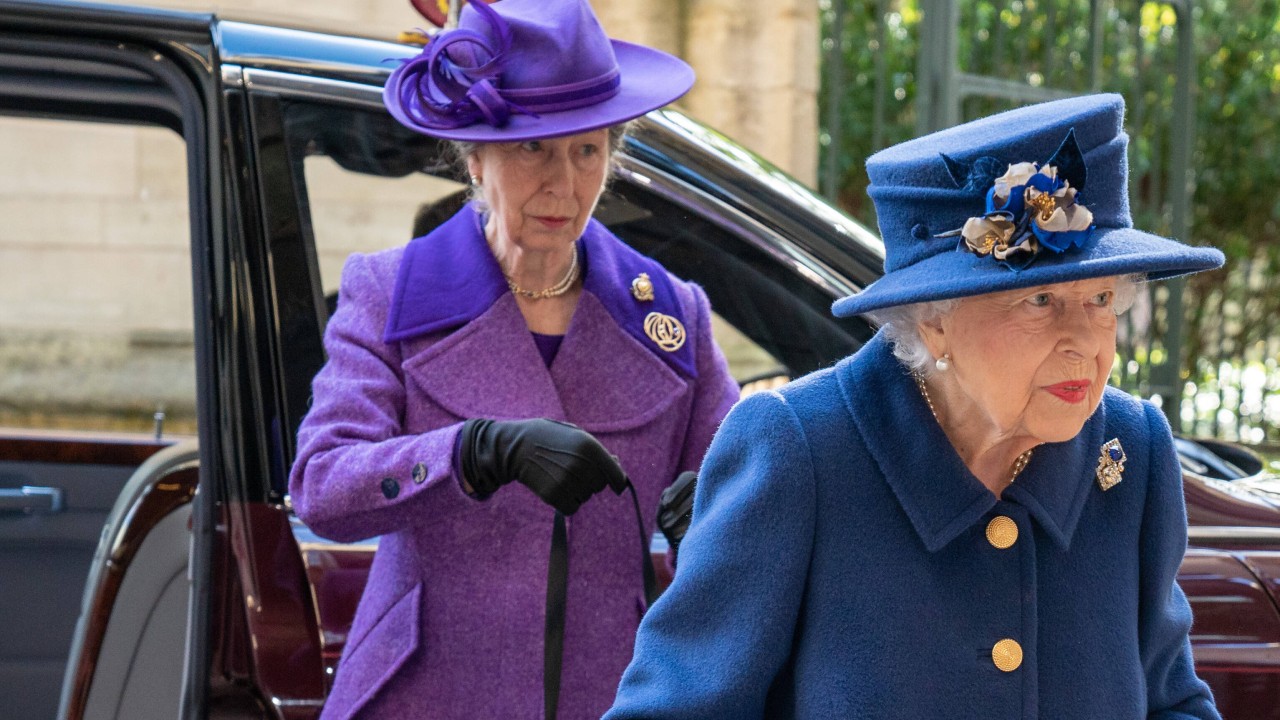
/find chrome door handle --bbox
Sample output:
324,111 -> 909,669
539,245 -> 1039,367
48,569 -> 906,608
0,486 -> 65,514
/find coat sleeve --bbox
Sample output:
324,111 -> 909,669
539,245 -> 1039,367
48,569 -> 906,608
676,282 -> 740,474
1140,402 -> 1222,720
606,390 -> 816,719
288,252 -> 475,543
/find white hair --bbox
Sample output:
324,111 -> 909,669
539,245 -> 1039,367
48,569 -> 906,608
865,274 -> 1144,376
865,298 -> 959,376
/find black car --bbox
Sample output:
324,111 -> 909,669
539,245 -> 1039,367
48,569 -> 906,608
0,3 -> 1277,719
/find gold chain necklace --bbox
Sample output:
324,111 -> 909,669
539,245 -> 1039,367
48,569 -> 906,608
913,374 -> 1033,482
505,247 -> 580,300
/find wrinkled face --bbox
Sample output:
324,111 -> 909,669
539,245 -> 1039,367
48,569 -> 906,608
927,277 -> 1120,444
466,129 -> 610,252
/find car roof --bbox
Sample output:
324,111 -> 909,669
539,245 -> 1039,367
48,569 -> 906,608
0,0 -> 213,35
216,18 -> 414,85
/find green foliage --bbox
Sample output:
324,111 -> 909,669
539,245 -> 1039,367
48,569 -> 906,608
821,0 -> 1280,259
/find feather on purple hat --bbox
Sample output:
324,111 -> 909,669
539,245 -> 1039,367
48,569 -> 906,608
832,94 -> 1224,317
383,0 -> 694,142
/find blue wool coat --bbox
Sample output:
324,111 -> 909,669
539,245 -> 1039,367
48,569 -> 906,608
607,333 -> 1220,720
289,207 -> 739,720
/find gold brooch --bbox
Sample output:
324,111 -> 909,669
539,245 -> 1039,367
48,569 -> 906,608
631,273 -> 655,302
1096,438 -> 1126,491
644,312 -> 685,352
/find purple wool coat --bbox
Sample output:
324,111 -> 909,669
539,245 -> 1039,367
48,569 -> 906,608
289,206 -> 738,720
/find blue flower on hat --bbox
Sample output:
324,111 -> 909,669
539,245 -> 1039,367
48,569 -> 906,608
940,129 -> 1096,270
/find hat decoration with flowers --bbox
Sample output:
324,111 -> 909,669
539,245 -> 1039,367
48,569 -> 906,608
937,129 -> 1094,270
831,94 -> 1224,318
383,0 -> 695,142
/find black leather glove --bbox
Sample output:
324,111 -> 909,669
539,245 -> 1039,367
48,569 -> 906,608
459,418 -> 627,515
657,471 -> 697,559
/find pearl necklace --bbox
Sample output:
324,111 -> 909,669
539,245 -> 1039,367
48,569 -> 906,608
505,248 -> 579,300
913,373 -> 1033,483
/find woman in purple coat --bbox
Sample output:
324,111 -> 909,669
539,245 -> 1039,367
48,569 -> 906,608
287,1 -> 739,718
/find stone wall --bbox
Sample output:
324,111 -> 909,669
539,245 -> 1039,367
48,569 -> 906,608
0,117 -> 197,433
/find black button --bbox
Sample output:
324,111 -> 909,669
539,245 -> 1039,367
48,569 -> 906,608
381,477 -> 400,499
412,462 -> 428,484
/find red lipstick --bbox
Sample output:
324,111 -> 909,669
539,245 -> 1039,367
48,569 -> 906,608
534,216 -> 570,230
1044,380 -> 1091,404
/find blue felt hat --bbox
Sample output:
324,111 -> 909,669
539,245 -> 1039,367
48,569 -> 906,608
831,94 -> 1224,317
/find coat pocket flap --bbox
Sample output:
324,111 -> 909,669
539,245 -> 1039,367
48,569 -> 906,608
326,583 -> 423,720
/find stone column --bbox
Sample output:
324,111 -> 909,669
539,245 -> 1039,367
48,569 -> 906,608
595,0 -> 819,186
684,0 -> 817,185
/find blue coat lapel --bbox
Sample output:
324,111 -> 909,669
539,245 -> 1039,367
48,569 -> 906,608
1004,400 -> 1103,549
842,334 -> 1101,552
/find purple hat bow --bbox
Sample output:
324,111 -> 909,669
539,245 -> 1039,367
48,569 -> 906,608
386,0 -> 622,132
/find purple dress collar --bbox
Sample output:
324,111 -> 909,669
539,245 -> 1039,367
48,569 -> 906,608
383,205 -> 697,378
531,331 -> 564,366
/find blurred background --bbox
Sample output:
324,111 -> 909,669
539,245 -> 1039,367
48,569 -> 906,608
2,0 -> 1277,446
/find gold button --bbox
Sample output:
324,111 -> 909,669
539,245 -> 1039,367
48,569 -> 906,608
986,516 -> 1018,549
992,638 -> 1023,672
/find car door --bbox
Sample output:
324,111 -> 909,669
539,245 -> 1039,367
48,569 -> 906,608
0,10 -> 216,719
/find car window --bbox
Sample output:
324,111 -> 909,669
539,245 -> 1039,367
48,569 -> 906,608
301,150 -> 467,300
0,115 -> 196,436
597,179 -> 862,380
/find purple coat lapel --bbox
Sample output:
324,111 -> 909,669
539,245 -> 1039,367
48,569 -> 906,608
401,295 -> 568,422
383,208 -> 506,342
577,219 -> 697,379
384,205 -> 698,379
551,293 -> 686,432
388,206 -> 693,431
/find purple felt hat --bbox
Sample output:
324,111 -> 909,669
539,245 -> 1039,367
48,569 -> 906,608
831,94 -> 1224,317
384,0 -> 694,142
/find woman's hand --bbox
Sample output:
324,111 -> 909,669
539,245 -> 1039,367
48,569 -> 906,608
459,418 -> 626,514
657,471 -> 697,561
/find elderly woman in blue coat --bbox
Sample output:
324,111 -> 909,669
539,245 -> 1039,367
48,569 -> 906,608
607,94 -> 1224,719
288,1 -> 739,718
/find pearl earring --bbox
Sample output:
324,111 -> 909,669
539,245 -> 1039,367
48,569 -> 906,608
470,175 -> 481,185
934,353 -> 951,372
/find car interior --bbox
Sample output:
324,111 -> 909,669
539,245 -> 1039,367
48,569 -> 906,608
57,441 -> 199,720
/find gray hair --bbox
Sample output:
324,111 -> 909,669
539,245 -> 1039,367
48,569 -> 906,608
866,274 -> 1144,376
865,298 -> 959,377
447,122 -> 632,211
